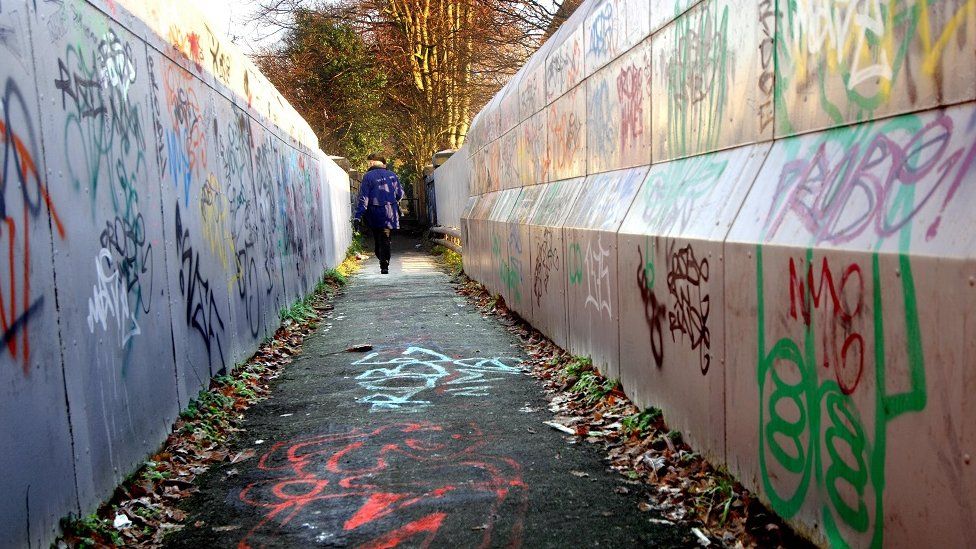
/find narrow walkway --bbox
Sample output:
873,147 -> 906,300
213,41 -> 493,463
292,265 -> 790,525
166,237 -> 692,548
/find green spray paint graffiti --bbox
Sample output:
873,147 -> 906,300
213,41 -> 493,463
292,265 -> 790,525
568,242 -> 583,285
746,107 -> 976,547
756,246 -> 926,547
661,0 -> 730,158
499,262 -> 521,303
774,0 -> 976,134
505,226 -> 524,304
492,231 -> 522,304
640,154 -> 728,234
755,247 -> 926,548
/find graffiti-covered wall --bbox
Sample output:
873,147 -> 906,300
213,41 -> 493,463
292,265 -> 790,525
0,1 -> 350,546
457,0 -> 976,546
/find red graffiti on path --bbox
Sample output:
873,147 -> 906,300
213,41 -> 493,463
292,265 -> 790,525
0,90 -> 66,374
238,422 -> 527,549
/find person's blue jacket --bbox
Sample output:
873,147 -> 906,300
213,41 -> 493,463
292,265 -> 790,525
355,166 -> 404,229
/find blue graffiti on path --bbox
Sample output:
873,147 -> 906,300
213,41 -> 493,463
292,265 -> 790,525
352,347 -> 522,412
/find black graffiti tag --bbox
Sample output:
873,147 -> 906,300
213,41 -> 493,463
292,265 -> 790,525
666,243 -> 710,375
175,205 -> 226,370
637,243 -> 665,368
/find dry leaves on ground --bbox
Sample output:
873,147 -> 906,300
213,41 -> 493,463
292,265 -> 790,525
57,271 -> 353,548
454,275 -> 812,549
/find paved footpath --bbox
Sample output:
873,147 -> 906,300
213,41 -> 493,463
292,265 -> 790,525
166,237 -> 693,548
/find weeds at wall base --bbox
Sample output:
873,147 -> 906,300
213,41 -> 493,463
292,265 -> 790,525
451,272 -> 813,549
57,250 -> 363,548
430,244 -> 463,275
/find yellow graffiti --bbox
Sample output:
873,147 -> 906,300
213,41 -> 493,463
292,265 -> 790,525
918,0 -> 976,75
786,0 -> 974,98
199,174 -> 236,288
788,0 -> 894,93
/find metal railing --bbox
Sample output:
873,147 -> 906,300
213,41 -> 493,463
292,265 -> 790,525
429,226 -> 462,254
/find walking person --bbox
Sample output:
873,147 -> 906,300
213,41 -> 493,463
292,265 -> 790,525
353,153 -> 404,274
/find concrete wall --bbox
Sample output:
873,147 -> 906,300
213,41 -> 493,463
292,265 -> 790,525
433,143 -> 471,228
458,0 -> 976,546
0,1 -> 351,546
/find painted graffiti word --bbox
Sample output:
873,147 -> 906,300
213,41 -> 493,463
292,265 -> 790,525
175,205 -> 226,369
788,256 -> 865,394
163,66 -> 207,203
0,80 -> 66,373
205,24 -> 232,84
546,39 -> 581,99
757,248 -> 926,548
55,58 -> 105,119
96,29 -> 136,98
641,155 -> 728,234
551,109 -> 583,172
200,174 -> 233,271
352,347 -> 522,412
757,0 -> 775,132
617,64 -> 644,148
501,226 -> 523,303
666,243 -> 710,375
533,228 -> 560,306
99,214 -> 153,316
86,248 -> 140,347
787,0 -> 893,90
636,241 -> 665,368
588,2 -> 615,58
168,25 -> 203,71
583,237 -> 612,317
664,4 -> 729,109
765,114 -> 974,244
662,2 -> 730,156
589,80 -> 614,158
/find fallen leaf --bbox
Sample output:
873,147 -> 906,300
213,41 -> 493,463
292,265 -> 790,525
638,502 -> 653,512
570,470 -> 589,478
230,449 -> 256,463
213,525 -> 241,532
344,344 -> 373,352
543,421 -> 576,435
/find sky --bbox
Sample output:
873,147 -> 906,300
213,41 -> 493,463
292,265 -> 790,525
197,0 -> 281,54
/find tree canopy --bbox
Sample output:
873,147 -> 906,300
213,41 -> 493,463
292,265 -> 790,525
255,10 -> 390,167
253,0 -> 570,177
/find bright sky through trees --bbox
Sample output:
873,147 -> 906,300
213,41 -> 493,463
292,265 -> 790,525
198,0 -> 281,52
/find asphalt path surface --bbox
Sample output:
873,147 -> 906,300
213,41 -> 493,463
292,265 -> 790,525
166,236 -> 693,548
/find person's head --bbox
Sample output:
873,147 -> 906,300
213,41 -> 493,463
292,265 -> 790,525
367,153 -> 387,169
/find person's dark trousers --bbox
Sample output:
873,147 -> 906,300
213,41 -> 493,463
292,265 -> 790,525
371,226 -> 392,273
